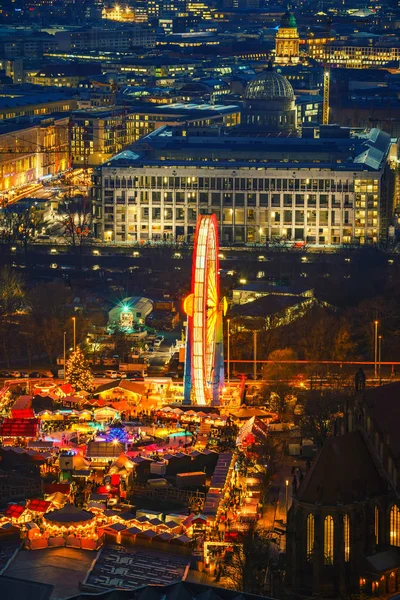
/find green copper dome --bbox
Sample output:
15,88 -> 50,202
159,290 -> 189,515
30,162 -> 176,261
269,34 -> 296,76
280,10 -> 297,29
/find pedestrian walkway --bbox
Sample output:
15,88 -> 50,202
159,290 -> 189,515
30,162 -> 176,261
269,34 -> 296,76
195,422 -> 211,449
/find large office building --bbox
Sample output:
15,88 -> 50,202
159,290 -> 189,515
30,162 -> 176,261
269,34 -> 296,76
72,103 -> 240,166
93,70 -> 396,246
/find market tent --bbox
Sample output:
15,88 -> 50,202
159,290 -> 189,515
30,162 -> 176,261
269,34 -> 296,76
74,453 -> 91,470
62,395 -> 83,406
78,410 -> 92,420
236,416 -> 268,446
137,529 -> 158,539
44,504 -> 95,526
5,504 -> 26,519
230,406 -> 272,420
118,512 -> 136,523
104,522 -> 127,532
26,499 -> 51,514
11,396 -> 34,419
113,452 -> 134,470
45,492 -> 67,506
0,418 -> 39,438
136,515 -> 151,525
171,534 -> 191,545
59,383 -> 75,396
155,531 -> 174,542
124,526 -> 141,536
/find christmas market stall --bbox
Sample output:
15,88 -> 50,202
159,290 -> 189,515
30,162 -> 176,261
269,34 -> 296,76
24,504 -> 103,551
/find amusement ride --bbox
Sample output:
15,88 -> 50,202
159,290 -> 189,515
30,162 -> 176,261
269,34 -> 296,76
183,214 -> 226,406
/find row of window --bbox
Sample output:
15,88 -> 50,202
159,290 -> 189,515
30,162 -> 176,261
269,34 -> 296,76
102,176 -> 374,192
307,506 -> 399,565
101,191 -> 364,209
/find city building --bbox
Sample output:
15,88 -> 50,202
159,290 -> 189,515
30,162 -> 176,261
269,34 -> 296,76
108,297 -> 153,329
323,40 -> 400,68
287,381 -> 400,597
0,32 -> 58,58
275,10 -> 300,65
0,88 -> 77,120
93,123 -> 396,246
28,63 -> 102,88
71,103 -> 240,166
54,26 -> 155,52
102,5 -> 147,23
71,108 -> 130,167
231,282 -> 314,305
0,115 -> 70,194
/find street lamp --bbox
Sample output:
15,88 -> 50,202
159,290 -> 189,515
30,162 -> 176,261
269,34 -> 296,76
285,479 -> 289,515
379,335 -> 383,383
227,318 -> 231,385
374,320 -> 379,379
72,316 -> 76,352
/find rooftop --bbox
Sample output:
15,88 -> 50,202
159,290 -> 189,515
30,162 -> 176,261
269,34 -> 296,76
362,381 -> 400,458
101,126 -> 392,172
296,430 -> 388,505
230,294 -> 310,318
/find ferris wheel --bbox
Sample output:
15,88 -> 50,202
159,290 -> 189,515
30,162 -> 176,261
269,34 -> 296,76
183,214 -> 223,406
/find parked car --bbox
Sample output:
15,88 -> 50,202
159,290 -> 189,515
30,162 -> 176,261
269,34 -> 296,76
9,371 -> 21,378
19,372 -> 29,378
116,371 -> 127,379
29,371 -> 41,378
153,339 -> 162,348
102,358 -> 118,366
104,370 -> 119,379
125,371 -> 144,380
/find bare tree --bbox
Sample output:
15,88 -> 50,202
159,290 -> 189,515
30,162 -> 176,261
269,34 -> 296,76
59,194 -> 93,254
0,268 -> 25,367
300,390 -> 345,448
0,204 -> 46,254
223,525 -> 270,594
262,348 -> 297,418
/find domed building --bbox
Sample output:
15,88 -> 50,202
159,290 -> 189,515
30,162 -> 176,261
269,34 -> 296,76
275,9 -> 300,65
242,64 -> 297,134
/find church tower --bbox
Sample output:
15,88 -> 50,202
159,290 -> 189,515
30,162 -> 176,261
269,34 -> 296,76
275,9 -> 300,65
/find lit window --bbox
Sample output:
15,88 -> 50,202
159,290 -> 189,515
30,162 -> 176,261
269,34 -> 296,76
375,506 -> 379,545
324,515 -> 334,564
306,514 -> 314,560
343,514 -> 350,562
390,505 -> 400,547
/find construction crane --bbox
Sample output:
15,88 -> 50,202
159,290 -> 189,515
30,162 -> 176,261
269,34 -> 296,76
323,65 -> 330,126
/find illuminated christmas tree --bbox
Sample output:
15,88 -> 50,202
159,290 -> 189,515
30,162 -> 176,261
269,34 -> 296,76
65,347 -> 94,392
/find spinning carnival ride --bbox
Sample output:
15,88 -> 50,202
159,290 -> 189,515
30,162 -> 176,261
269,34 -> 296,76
183,215 -> 225,406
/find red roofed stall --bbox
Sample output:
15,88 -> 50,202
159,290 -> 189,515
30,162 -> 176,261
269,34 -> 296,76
5,504 -> 28,522
11,396 -> 34,419
26,499 -> 51,514
0,418 -> 39,439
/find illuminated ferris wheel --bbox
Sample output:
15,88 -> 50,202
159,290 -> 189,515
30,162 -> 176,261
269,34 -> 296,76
183,214 -> 224,406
